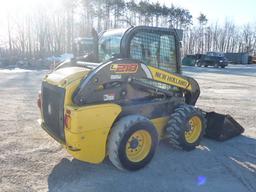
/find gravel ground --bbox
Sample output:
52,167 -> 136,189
0,65 -> 255,192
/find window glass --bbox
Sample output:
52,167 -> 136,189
99,35 -> 121,62
130,31 -> 177,72
159,35 -> 176,72
130,32 -> 159,68
98,29 -> 127,63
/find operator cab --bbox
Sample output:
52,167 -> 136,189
58,26 -> 182,73
98,28 -> 127,62
73,37 -> 94,57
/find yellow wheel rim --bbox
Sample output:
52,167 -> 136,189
185,116 -> 202,143
125,130 -> 152,163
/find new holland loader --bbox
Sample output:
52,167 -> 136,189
37,26 -> 244,171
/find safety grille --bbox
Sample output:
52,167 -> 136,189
42,82 -> 65,142
129,30 -> 177,72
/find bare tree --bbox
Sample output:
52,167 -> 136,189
0,0 -> 255,67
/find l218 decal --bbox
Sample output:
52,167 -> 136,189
110,64 -> 138,73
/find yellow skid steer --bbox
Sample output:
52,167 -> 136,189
38,26 -> 244,171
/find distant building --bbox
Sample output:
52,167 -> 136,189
207,52 -> 225,57
225,52 -> 249,64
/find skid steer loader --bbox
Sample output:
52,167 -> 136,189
37,26 -> 243,171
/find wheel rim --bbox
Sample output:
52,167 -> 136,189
185,116 -> 202,143
126,130 -> 152,162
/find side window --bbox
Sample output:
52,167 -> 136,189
159,35 -> 176,72
99,35 -> 121,62
130,31 -> 177,72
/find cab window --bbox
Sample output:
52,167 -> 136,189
159,35 -> 176,72
99,35 -> 121,62
130,31 -> 177,72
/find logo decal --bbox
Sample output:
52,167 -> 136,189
110,74 -> 122,80
110,64 -> 138,73
103,94 -> 115,101
148,66 -> 192,90
154,72 -> 188,87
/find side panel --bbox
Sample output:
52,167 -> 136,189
148,66 -> 200,105
64,104 -> 121,163
64,79 -> 82,105
151,116 -> 169,138
72,59 -> 150,106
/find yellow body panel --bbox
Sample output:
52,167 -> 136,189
64,104 -> 121,163
40,66 -> 170,164
64,113 -> 168,164
151,116 -> 169,138
148,66 -> 192,90
64,79 -> 82,105
44,67 -> 89,87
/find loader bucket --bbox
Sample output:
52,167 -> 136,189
205,112 -> 244,141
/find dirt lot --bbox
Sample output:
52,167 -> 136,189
0,65 -> 255,192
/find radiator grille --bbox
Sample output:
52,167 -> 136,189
42,82 -> 65,142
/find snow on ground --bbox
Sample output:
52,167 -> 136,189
0,65 -> 255,192
0,68 -> 34,73
46,53 -> 74,63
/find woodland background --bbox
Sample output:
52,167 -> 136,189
0,0 -> 255,66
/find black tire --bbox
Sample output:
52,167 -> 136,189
204,65 -> 208,67
221,66 -> 225,68
165,105 -> 206,151
108,115 -> 158,171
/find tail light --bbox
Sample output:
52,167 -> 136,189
64,109 -> 71,129
37,91 -> 42,110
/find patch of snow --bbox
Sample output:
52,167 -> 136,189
0,68 -> 33,73
59,53 -> 74,61
46,53 -> 74,63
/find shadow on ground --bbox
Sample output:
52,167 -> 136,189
48,135 -> 256,192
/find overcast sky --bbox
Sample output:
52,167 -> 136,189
162,0 -> 256,25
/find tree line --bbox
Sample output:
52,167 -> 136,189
0,0 -> 255,65
184,15 -> 256,55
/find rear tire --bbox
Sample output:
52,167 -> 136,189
108,115 -> 158,171
165,105 -> 206,151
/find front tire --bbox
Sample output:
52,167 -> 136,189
108,115 -> 158,171
165,105 -> 206,151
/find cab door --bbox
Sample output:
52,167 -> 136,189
122,27 -> 181,73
